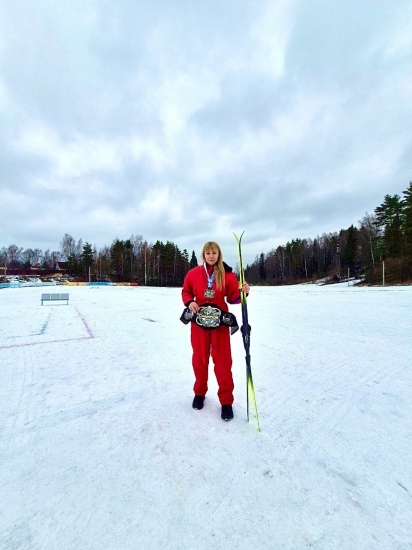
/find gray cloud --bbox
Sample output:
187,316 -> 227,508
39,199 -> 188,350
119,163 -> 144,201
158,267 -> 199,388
1,0 -> 411,267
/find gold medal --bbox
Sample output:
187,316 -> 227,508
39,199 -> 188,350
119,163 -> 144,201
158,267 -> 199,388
204,288 -> 215,298
203,263 -> 215,299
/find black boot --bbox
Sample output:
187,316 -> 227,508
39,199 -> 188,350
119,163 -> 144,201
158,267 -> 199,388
192,395 -> 205,410
221,404 -> 233,421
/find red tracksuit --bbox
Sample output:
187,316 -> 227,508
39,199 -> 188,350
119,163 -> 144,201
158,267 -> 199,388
182,264 -> 241,405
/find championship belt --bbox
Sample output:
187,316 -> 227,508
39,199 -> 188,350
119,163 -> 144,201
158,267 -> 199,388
180,303 -> 239,335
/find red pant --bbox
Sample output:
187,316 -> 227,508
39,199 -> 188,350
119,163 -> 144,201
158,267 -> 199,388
190,324 -> 234,405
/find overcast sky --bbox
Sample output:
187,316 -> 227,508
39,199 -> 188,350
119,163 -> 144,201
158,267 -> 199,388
1,0 -> 411,267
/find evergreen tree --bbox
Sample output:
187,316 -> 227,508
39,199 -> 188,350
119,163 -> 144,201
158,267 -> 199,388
402,182 -> 412,255
163,241 -> 176,284
123,239 -> 133,281
182,249 -> 190,273
258,252 -> 267,282
151,240 -> 164,285
110,239 -> 126,281
375,194 -> 404,258
82,242 -> 94,280
190,250 -> 198,268
343,225 -> 359,274
301,239 -> 310,279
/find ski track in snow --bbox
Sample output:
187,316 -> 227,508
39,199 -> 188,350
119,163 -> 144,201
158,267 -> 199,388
0,284 -> 412,549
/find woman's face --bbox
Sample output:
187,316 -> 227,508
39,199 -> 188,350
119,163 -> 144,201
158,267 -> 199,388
204,248 -> 219,266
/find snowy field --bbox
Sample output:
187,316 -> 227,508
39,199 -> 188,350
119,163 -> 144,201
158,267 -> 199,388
1,284 -> 411,550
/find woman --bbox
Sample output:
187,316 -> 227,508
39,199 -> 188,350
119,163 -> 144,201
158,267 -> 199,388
181,241 -> 250,421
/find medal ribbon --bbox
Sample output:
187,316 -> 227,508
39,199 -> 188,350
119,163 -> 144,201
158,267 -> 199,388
203,263 -> 215,290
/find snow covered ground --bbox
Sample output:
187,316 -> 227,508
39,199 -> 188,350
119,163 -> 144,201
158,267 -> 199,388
1,284 -> 411,550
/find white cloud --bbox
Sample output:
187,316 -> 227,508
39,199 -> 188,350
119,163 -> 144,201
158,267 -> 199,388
137,187 -> 183,224
251,0 -> 296,79
12,121 -> 125,180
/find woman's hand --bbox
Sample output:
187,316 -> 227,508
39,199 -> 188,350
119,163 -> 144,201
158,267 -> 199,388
189,301 -> 199,313
241,282 -> 250,293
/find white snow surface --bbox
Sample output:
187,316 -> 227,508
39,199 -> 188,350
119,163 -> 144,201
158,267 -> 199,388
1,284 -> 412,550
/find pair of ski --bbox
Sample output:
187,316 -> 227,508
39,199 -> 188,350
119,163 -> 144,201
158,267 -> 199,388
234,232 -> 261,432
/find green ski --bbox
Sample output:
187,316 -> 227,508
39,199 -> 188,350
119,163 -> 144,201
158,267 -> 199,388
234,231 -> 260,431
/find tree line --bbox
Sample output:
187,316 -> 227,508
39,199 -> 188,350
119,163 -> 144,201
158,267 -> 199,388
244,182 -> 412,285
2,182 -> 411,286
0,234 -> 199,286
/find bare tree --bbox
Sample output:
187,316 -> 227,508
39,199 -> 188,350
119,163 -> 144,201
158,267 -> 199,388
22,248 -> 36,268
51,251 -> 61,270
358,212 -> 380,268
7,245 -> 23,267
60,234 -> 76,260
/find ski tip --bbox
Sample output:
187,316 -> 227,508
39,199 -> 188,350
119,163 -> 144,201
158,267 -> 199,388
233,230 -> 245,241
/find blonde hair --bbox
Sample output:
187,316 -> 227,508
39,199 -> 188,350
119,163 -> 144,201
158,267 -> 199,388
200,241 -> 225,290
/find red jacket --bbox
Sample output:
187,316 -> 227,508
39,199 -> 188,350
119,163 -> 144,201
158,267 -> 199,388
182,263 -> 241,312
